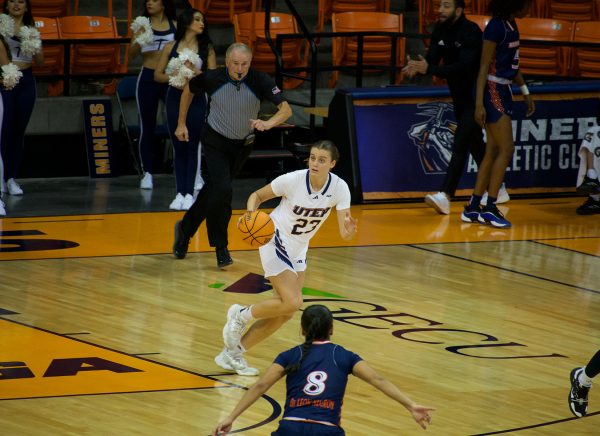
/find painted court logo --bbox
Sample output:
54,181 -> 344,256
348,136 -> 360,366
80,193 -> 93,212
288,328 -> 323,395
407,102 -> 456,174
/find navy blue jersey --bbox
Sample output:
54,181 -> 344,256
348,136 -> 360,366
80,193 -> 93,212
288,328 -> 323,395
484,17 -> 520,80
274,341 -> 362,427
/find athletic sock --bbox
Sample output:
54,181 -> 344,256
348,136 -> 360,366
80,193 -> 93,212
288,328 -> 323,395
469,195 -> 482,208
239,306 -> 254,323
486,196 -> 497,207
587,169 -> 598,180
579,368 -> 594,387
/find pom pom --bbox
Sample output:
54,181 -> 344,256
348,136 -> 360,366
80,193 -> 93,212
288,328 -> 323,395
0,14 -> 15,39
131,16 -> 153,47
18,26 -> 42,56
1,63 -> 22,90
165,49 -> 201,88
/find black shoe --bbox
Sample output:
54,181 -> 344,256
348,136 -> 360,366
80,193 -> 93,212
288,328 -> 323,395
576,176 -> 600,195
216,246 -> 233,269
576,197 -> 600,215
569,368 -> 590,417
173,220 -> 189,259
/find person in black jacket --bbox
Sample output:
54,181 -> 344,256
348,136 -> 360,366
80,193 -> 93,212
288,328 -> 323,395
403,0 -> 507,215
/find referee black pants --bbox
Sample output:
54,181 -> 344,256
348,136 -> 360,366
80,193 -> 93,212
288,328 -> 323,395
181,125 -> 252,248
440,104 -> 485,197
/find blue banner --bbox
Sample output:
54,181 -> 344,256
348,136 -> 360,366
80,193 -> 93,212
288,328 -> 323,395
353,97 -> 599,199
82,99 -> 116,178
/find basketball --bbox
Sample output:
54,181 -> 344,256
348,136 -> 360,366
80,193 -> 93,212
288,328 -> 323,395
237,211 -> 275,247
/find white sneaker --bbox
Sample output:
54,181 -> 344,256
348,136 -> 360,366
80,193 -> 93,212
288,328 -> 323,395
7,178 -> 23,196
140,172 -> 153,190
0,181 -> 6,194
223,304 -> 248,350
169,193 -> 184,210
181,193 -> 194,210
194,175 -> 205,192
215,348 -> 259,376
0,199 -> 5,216
482,183 -> 510,206
424,192 -> 450,215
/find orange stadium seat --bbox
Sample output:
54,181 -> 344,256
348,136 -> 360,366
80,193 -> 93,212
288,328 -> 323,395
572,21 -> 600,78
550,0 -> 595,21
189,0 -> 209,13
233,11 -> 307,89
419,0 -> 473,44
516,17 -> 573,77
474,0 -> 548,17
58,16 -> 124,94
317,0 -> 390,32
330,11 -> 404,87
32,16 -> 64,96
30,0 -> 69,18
204,0 -> 261,25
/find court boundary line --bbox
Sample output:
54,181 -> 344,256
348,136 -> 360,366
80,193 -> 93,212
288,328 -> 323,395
471,410 -> 599,435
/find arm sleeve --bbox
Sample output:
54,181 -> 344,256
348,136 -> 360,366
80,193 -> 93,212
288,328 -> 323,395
255,70 -> 286,105
188,73 -> 207,94
270,171 -> 297,197
428,23 -> 482,79
334,179 -> 351,210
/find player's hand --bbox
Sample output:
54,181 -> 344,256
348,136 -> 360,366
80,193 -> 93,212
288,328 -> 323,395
344,212 -> 358,236
212,418 -> 233,435
250,119 -> 270,131
525,95 -> 535,117
402,55 -> 417,78
175,124 -> 189,142
410,404 -> 436,430
475,104 -> 486,128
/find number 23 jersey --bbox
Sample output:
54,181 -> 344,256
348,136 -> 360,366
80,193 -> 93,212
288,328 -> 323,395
270,169 -> 351,247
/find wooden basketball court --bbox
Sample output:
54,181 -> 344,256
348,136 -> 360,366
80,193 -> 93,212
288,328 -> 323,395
1,197 -> 598,435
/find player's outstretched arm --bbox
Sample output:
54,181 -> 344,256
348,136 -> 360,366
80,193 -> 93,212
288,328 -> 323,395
336,208 -> 357,240
352,360 -> 435,430
212,364 -> 285,435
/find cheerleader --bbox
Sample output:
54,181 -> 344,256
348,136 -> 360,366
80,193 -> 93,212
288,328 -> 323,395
129,0 -> 177,190
154,8 -> 215,210
1,0 -> 43,197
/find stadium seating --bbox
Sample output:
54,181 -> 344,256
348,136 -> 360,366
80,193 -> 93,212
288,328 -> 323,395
572,21 -> 600,78
58,15 -> 125,94
550,0 -> 595,21
30,0 -> 69,18
233,11 -> 307,89
317,0 -> 390,32
467,14 -> 490,31
330,11 -> 404,87
516,17 -> 573,77
204,0 -> 260,25
419,0 -> 474,35
32,17 -> 64,96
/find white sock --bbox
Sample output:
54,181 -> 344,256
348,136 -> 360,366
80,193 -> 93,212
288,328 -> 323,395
588,169 -> 598,179
578,367 -> 593,387
591,194 -> 600,201
239,306 -> 254,323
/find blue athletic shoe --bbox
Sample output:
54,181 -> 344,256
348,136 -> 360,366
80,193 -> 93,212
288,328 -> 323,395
461,205 -> 480,223
478,205 -> 511,228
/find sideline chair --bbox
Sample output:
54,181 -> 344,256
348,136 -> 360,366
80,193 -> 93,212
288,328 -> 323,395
572,21 -> 600,78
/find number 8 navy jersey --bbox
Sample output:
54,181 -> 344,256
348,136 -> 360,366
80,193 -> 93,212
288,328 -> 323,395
274,341 -> 362,427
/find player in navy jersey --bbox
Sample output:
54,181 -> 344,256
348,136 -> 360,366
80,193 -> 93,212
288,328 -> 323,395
461,0 -> 535,228
212,304 -> 435,435
129,0 -> 177,190
216,141 -> 358,375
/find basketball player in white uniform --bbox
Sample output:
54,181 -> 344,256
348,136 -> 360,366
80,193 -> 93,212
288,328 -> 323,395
215,140 -> 358,375
575,120 -> 600,214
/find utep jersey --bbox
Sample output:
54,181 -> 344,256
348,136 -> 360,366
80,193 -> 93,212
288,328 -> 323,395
578,125 -> 600,185
274,341 -> 362,426
141,19 -> 176,53
484,17 -> 520,80
270,170 -> 351,246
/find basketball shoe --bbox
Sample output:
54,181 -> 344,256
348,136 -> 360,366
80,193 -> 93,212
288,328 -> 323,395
425,192 -> 450,215
172,220 -> 189,259
569,368 -> 591,417
577,197 -> 600,215
223,304 -> 248,349
461,204 -> 480,223
7,178 -> 23,196
216,246 -> 233,268
214,347 -> 259,376
0,198 -> 5,216
140,172 -> 153,190
478,205 -> 511,228
576,176 -> 600,195
169,193 -> 184,210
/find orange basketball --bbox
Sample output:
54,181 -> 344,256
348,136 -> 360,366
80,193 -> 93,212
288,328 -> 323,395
237,210 -> 275,247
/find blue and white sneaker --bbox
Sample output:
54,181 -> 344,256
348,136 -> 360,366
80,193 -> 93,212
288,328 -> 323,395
461,205 -> 480,223
478,205 -> 511,228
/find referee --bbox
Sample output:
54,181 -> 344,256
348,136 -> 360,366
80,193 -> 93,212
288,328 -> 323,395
172,43 -> 292,268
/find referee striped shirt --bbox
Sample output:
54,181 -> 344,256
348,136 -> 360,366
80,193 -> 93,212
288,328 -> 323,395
189,68 -> 286,140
